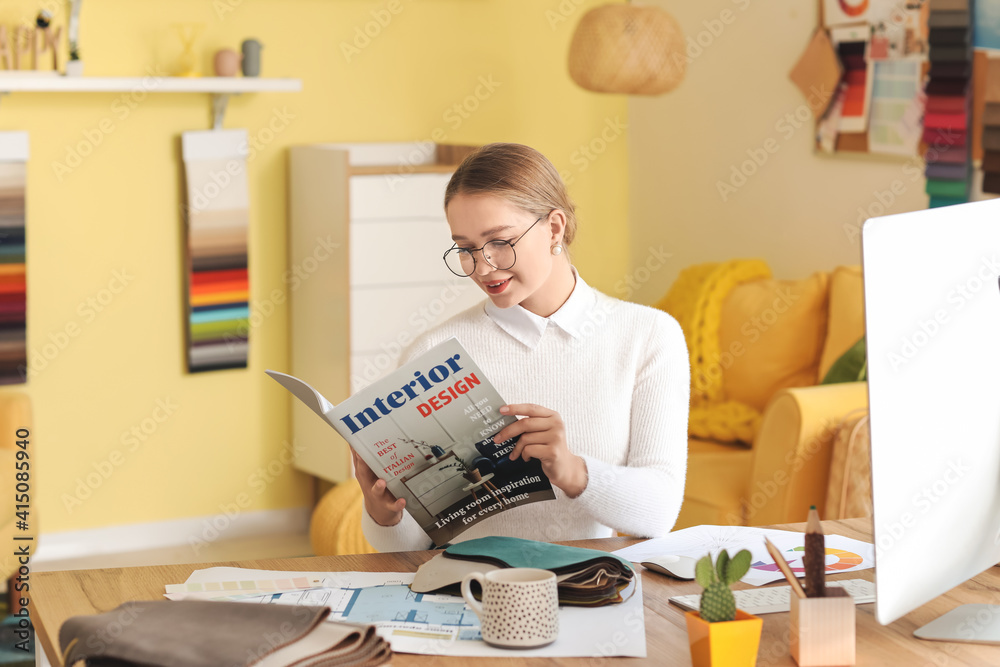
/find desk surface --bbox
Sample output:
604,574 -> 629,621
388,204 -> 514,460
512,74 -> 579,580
32,518 -> 1000,666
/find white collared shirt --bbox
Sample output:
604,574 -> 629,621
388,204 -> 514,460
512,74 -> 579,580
483,267 -> 598,349
361,266 -> 691,552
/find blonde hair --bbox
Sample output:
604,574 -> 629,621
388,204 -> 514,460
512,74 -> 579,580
444,143 -> 578,246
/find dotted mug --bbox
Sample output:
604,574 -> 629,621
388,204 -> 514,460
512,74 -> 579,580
461,567 -> 559,648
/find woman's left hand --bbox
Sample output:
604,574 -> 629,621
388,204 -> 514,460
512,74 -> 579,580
494,403 -> 588,498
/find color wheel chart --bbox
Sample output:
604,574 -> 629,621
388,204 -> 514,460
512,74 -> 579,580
610,525 -> 876,586
752,546 -> 865,574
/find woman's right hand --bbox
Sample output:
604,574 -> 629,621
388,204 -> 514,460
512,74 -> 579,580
352,449 -> 406,527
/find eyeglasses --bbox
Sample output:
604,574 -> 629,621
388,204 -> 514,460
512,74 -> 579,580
443,212 -> 548,277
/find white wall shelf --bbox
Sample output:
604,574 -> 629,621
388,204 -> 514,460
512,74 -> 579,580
0,75 -> 300,92
0,75 -> 303,128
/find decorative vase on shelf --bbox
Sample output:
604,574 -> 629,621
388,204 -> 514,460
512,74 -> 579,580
240,38 -> 262,77
172,23 -> 205,77
64,60 -> 83,77
213,49 -> 240,77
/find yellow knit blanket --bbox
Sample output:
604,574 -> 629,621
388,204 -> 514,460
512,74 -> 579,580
655,259 -> 772,444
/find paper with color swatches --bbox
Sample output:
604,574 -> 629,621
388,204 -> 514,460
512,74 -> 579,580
165,576 -> 327,594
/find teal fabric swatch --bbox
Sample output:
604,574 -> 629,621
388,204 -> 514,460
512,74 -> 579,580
445,536 -> 633,574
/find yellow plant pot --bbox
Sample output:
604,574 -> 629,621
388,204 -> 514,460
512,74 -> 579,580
685,610 -> 763,667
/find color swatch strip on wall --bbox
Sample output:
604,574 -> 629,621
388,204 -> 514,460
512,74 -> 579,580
0,133 -> 28,384
924,0 -> 973,208
982,59 -> 1000,194
836,38 -> 869,134
181,130 -> 250,373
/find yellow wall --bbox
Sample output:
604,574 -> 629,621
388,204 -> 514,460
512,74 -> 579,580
627,0 -> 937,304
6,0 -> 629,534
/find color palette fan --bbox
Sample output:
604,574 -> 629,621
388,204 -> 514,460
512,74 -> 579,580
923,0 -> 974,207
0,133 -> 28,384
982,59 -> 1000,194
181,130 -> 251,373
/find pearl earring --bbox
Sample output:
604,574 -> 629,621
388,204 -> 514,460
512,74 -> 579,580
551,245 -> 563,256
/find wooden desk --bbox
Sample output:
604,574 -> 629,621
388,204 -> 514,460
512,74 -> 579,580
31,519 -> 1000,665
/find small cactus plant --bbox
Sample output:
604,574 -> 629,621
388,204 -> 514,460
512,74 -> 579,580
694,549 -> 752,623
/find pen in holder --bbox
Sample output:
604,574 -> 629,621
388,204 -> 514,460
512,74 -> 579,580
764,509 -> 857,667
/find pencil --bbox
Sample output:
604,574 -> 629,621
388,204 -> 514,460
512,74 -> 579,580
804,505 -> 826,597
764,537 -> 806,599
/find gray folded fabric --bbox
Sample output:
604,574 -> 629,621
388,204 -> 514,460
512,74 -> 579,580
58,600 -> 391,667
254,622 -> 391,667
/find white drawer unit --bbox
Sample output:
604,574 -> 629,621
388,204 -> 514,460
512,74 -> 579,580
349,173 -> 451,220
288,142 -> 480,482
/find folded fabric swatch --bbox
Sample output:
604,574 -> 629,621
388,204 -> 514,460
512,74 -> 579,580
58,600 -> 391,667
411,536 -> 634,606
444,535 -> 633,571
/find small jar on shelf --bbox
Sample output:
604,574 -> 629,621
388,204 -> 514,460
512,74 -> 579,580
64,41 -> 83,76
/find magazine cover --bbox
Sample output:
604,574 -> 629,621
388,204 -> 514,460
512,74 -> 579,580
266,337 -> 555,544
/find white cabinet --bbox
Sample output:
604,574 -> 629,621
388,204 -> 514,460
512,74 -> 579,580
288,142 -> 483,482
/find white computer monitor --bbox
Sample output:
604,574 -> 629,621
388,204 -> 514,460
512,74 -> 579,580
863,197 -> 1000,642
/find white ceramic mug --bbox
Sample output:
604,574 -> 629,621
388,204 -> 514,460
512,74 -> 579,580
461,567 -> 559,648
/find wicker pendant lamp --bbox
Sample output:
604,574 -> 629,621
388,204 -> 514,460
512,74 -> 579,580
568,3 -> 686,95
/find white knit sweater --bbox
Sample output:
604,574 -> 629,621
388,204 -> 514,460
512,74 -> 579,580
360,270 -> 690,552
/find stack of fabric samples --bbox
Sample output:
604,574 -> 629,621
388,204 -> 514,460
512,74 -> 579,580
923,0 -> 974,207
58,600 -> 390,667
410,536 -> 634,606
982,60 -> 1000,194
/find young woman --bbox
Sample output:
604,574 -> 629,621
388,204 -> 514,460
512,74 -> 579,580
353,143 -> 690,552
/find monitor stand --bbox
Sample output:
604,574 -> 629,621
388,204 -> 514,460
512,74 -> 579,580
913,605 -> 1000,644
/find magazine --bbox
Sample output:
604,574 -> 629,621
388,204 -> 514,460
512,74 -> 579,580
266,337 -> 555,545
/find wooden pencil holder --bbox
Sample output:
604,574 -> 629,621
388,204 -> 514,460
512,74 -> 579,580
790,587 -> 856,666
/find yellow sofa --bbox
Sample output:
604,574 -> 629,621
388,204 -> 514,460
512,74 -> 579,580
1,392 -> 34,585
656,261 -> 867,529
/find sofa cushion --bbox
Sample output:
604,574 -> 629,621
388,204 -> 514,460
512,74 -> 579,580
818,265 -> 865,380
825,410 -> 872,520
677,438 -> 754,529
717,272 -> 830,413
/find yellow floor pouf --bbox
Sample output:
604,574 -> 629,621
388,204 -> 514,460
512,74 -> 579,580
310,482 -> 378,556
